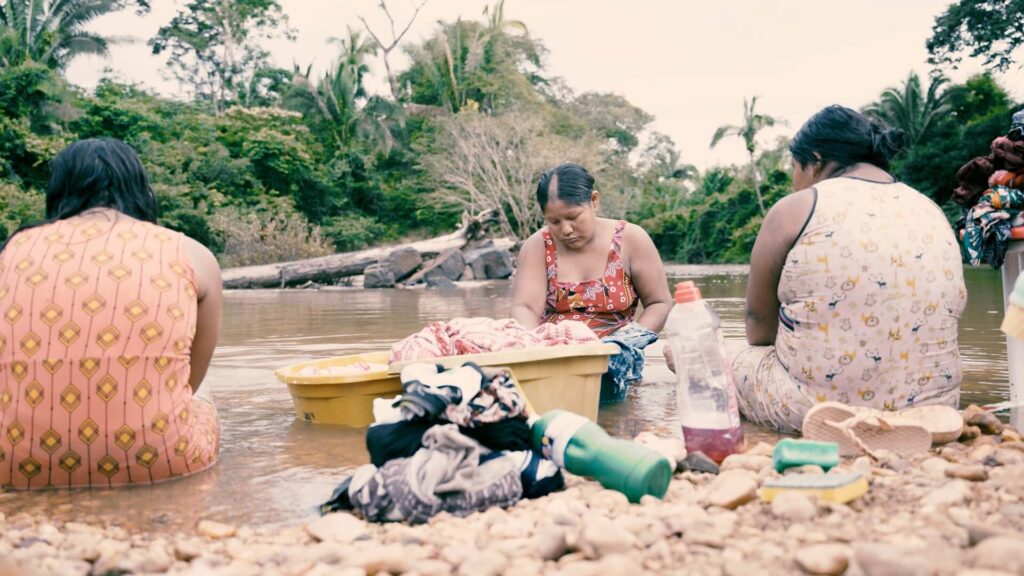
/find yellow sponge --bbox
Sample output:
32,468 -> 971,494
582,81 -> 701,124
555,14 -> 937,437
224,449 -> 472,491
758,471 -> 868,504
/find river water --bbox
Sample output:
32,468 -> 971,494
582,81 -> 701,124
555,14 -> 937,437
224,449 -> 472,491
0,266 -> 1011,532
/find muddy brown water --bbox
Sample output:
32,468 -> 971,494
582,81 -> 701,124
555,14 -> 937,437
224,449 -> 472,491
0,266 -> 1011,532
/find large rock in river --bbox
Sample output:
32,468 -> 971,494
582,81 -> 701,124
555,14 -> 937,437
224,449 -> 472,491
383,247 -> 423,281
465,246 -> 514,280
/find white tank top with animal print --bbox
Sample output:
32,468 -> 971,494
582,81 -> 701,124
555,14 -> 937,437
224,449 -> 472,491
775,177 -> 966,411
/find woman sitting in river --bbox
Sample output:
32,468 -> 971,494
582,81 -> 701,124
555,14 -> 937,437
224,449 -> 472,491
511,163 -> 672,403
0,138 -> 221,488
667,105 -> 966,433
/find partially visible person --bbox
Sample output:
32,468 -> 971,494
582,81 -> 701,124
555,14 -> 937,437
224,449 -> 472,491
0,138 -> 222,489
511,163 -> 672,403
669,106 -> 966,433
1004,271 -> 1024,340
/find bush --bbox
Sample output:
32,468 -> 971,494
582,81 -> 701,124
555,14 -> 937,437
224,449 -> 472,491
210,205 -> 333,268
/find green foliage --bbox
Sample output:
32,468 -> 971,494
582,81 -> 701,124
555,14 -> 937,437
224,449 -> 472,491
889,74 -> 1019,205
0,181 -> 43,241
150,0 -> 293,114
928,0 -> 1024,72
863,72 -> 950,147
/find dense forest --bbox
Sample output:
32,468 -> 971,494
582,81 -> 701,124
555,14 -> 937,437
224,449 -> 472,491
1,0 -> 1020,266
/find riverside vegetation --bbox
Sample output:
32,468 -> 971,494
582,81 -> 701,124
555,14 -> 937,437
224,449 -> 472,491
2,0 -> 1021,267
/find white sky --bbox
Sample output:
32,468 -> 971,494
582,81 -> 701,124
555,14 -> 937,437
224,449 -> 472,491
65,0 -> 1024,169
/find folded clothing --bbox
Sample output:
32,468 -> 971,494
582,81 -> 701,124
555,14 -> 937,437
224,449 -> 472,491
396,362 -> 526,426
388,317 -> 599,364
324,425 -> 562,523
366,418 -> 532,467
961,186 -> 1024,268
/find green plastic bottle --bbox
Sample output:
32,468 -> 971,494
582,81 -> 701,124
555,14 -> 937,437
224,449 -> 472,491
531,409 -> 672,503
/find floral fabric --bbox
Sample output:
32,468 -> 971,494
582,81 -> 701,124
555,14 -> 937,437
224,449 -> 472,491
542,220 -> 638,338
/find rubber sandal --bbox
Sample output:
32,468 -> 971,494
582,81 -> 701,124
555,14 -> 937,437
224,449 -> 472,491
802,402 -> 932,458
891,405 -> 964,445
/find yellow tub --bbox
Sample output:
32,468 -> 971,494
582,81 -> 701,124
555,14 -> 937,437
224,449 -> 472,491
275,343 -> 619,426
275,351 -> 398,426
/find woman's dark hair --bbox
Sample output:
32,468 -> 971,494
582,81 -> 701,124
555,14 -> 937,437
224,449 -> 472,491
789,105 -> 908,172
536,163 -> 596,208
1,138 -> 156,253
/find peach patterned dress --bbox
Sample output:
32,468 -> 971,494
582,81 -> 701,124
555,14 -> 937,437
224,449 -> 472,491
0,215 -> 219,489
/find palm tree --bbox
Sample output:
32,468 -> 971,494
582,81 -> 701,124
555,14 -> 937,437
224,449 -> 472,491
863,71 -> 949,147
286,28 -> 402,155
0,0 -> 139,69
710,96 -> 780,215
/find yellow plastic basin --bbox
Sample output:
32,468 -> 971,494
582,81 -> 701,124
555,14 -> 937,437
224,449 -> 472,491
275,351 -> 398,426
391,343 -> 619,422
276,343 -> 619,426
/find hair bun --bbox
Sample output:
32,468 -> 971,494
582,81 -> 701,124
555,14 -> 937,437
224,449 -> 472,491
870,126 -> 907,164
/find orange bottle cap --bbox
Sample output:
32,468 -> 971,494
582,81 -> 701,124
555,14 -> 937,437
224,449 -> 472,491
674,281 -> 702,303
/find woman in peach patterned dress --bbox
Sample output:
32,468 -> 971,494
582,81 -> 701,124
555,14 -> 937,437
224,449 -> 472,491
0,138 -> 221,488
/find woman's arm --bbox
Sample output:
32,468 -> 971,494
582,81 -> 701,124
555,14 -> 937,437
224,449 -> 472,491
510,234 -> 548,329
745,189 -> 815,346
183,236 -> 223,393
625,224 -> 673,333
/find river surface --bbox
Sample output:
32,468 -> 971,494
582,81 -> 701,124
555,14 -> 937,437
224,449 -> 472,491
0,266 -> 1012,532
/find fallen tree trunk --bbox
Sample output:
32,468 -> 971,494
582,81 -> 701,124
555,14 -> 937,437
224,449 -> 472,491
222,209 -> 499,289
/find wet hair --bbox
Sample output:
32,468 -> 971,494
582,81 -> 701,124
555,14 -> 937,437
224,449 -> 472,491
1,138 -> 157,253
536,163 -> 596,208
789,105 -> 908,172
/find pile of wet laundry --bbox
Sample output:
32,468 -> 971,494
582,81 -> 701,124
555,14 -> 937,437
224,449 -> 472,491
387,317 -> 599,364
320,362 -> 564,523
956,109 -> 1024,268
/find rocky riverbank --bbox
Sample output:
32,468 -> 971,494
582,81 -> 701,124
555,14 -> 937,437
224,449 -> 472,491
2,425 -> 1023,576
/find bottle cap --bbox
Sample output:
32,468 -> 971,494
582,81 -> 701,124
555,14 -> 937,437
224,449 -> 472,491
674,280 -> 702,303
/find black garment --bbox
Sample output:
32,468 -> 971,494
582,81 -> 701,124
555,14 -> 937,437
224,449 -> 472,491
366,420 -> 434,466
366,418 -> 533,467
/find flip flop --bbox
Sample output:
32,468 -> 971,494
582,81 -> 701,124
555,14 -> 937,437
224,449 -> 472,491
891,405 -> 964,445
802,402 -> 932,458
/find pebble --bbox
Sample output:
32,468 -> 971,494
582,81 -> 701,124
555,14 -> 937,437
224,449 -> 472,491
634,432 -> 687,470
578,517 -> 637,559
705,470 -> 758,510
305,513 -> 368,544
771,492 -> 818,522
965,410 -> 1004,436
794,543 -> 852,575
587,489 -> 630,512
457,550 -> 506,576
680,452 -> 720,475
970,444 -> 997,463
921,457 -> 950,478
961,425 -> 983,442
921,480 -> 971,506
720,454 -> 773,473
946,464 -> 990,482
968,536 -> 1024,574
196,520 -> 237,539
994,449 -> 1024,467
1002,428 -> 1022,443
535,526 -> 568,561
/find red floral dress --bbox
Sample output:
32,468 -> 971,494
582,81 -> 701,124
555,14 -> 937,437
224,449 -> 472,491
542,220 -> 638,338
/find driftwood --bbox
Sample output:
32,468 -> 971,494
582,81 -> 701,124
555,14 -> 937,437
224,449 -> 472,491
222,209 -> 499,289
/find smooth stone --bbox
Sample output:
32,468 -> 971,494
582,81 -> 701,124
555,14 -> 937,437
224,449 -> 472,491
784,465 -> 826,476
578,517 -> 637,559
634,432 -> 686,470
535,527 -> 568,561
587,489 -> 630,512
305,513 -> 368,544
457,551 -> 506,576
720,454 -> 773,474
1002,429 -> 1022,443
705,470 -> 758,510
994,449 -> 1024,467
680,452 -> 720,475
745,442 -> 776,457
968,536 -> 1024,574
197,520 -> 237,539
854,542 -> 953,576
795,543 -> 852,575
921,480 -> 971,507
971,444 -> 997,463
966,411 -> 1004,436
960,426 -> 983,442
771,492 -> 818,522
921,457 -> 950,478
946,464 -> 989,482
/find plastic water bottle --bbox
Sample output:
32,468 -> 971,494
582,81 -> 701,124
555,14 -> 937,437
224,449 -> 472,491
664,280 -> 744,463
531,409 -> 672,502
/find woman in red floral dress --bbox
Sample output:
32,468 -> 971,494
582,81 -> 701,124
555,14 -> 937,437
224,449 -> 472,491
511,163 -> 672,402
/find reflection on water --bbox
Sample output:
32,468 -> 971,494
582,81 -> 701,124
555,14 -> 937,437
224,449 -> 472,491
0,266 -> 1010,532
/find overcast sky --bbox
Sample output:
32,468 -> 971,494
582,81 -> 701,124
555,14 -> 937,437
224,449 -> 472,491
65,0 -> 1024,168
